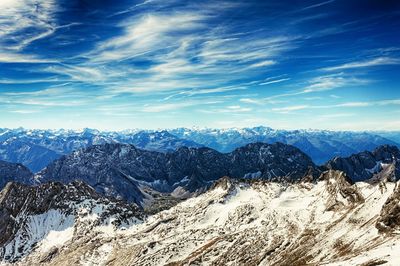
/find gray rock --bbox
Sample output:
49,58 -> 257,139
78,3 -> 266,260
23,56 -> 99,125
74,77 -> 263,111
325,145 -> 400,182
36,142 -> 317,204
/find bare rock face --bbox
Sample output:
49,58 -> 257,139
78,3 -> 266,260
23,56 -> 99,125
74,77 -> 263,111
0,160 -> 33,190
0,181 -> 143,262
319,170 -> 365,211
326,145 -> 400,182
35,142 -> 317,205
376,182 -> 400,233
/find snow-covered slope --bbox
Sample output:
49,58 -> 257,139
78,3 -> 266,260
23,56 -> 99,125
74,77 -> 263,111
6,171 -> 400,265
0,181 -> 143,264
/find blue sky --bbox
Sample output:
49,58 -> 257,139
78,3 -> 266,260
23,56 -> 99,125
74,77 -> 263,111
0,0 -> 399,130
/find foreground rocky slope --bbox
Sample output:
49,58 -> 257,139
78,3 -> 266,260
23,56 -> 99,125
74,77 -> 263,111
4,170 -> 400,265
0,181 -> 143,263
35,142 -> 317,205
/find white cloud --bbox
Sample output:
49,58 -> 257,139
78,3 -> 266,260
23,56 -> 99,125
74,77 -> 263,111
199,105 -> 252,114
271,99 -> 400,113
239,98 -> 261,104
142,100 -> 222,113
299,0 -> 335,11
272,105 -> 309,113
259,78 -> 290,86
322,57 -> 400,71
247,60 -> 276,69
0,52 -> 57,63
43,64 -> 105,82
81,6 -> 296,96
0,0 -> 58,51
91,12 -> 207,62
8,110 -> 41,114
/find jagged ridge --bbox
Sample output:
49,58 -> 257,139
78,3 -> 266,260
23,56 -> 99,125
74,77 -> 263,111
35,142 -> 317,204
0,181 -> 143,263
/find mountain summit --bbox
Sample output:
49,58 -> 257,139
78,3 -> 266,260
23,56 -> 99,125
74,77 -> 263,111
35,142 -> 317,205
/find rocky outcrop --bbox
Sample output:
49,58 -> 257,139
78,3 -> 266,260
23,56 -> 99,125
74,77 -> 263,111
319,170 -> 365,211
35,142 -> 317,204
0,160 -> 33,190
376,182 -> 400,233
325,145 -> 400,182
0,181 -> 143,262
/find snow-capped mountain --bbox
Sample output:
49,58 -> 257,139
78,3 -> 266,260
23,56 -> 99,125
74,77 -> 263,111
3,170 -> 400,265
170,126 -> 400,164
35,142 -> 317,205
0,127 -> 398,173
0,128 -> 203,172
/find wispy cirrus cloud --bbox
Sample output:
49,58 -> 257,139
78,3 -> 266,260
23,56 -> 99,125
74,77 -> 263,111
243,73 -> 369,104
270,98 -> 400,114
0,0 -> 58,51
8,109 -> 41,114
199,105 -> 252,114
298,0 -> 336,12
322,57 -> 400,71
76,4 -> 297,95
1,0 -> 399,130
0,52 -> 57,63
0,0 -> 61,65
272,105 -> 310,113
0,87 -> 95,107
259,77 -> 290,86
302,74 -> 369,93
142,99 -> 223,113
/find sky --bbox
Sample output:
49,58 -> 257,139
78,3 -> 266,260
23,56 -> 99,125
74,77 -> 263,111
0,0 -> 399,131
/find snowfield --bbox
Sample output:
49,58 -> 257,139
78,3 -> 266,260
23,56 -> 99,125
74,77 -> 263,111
4,171 -> 400,266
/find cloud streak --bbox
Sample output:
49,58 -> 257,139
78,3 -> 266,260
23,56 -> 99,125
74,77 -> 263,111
322,57 -> 400,71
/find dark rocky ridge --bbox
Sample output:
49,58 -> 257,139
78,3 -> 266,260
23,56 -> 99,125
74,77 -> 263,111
36,142 -> 317,204
0,160 -> 33,190
1,127 -> 398,172
325,145 -> 400,182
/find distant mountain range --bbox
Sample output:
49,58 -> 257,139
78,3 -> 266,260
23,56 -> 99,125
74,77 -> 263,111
2,141 -> 399,207
0,127 -> 399,172
169,127 -> 400,164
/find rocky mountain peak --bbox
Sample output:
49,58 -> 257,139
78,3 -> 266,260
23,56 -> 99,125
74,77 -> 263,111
36,142 -> 317,205
373,144 -> 400,161
0,160 -> 33,190
376,182 -> 400,233
0,181 -> 143,262
326,145 -> 400,182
